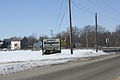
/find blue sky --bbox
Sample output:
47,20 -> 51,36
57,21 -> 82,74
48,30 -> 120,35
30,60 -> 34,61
0,0 -> 120,39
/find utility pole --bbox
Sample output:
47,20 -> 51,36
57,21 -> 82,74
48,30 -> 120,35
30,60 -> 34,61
86,31 -> 89,48
68,0 -> 73,54
50,29 -> 53,38
95,13 -> 98,52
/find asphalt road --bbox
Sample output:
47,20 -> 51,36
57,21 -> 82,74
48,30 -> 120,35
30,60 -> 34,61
1,54 -> 120,80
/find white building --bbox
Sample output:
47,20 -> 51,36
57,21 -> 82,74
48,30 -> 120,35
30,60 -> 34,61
11,41 -> 21,50
0,41 -> 3,45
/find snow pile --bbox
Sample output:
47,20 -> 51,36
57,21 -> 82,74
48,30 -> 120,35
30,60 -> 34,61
0,49 -> 109,63
0,50 -> 43,63
0,49 -> 111,75
0,60 -> 69,75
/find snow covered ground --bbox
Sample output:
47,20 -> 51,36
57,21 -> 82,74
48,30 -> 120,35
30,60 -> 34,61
0,49 -> 112,75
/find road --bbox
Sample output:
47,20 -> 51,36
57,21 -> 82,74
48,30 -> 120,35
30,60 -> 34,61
1,54 -> 120,80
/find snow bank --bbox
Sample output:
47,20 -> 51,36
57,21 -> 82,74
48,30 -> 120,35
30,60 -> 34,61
0,49 -> 109,63
0,49 -> 111,75
0,60 -> 70,75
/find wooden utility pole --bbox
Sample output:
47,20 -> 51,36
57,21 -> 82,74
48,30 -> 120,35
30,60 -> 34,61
50,29 -> 53,38
95,13 -> 98,52
86,31 -> 89,48
68,0 -> 73,54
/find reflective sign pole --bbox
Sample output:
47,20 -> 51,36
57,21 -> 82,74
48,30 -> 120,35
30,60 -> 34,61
42,37 -> 44,55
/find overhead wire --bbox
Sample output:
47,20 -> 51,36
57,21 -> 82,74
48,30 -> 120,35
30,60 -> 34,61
87,0 -> 120,24
71,0 -> 120,30
54,0 -> 120,34
55,0 -> 65,26
96,0 -> 120,14
52,0 -> 65,34
57,9 -> 67,33
72,1 -> 94,15
87,0 -> 120,17
95,0 -> 120,16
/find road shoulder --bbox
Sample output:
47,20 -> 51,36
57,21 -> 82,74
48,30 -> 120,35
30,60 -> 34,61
0,54 -> 119,80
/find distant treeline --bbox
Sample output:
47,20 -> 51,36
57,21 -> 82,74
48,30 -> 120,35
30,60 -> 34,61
1,25 -> 120,49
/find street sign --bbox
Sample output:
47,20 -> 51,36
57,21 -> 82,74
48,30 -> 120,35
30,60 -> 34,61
38,41 -> 42,46
61,37 -> 66,41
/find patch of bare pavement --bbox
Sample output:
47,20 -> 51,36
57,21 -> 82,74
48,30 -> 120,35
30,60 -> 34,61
0,54 -> 120,80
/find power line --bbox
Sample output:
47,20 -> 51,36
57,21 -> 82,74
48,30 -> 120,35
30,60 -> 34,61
96,0 -> 120,14
87,0 -> 120,17
72,1 -> 94,15
87,0 -> 111,14
55,0 -> 65,26
95,0 -> 120,16
52,0 -> 66,34
87,0 -> 120,23
58,9 -> 67,32
72,0 -> 120,22
71,0 -> 120,31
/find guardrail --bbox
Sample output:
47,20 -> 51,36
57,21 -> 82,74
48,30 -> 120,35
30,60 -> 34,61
102,47 -> 120,52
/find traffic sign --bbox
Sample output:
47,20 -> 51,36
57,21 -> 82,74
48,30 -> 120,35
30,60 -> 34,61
38,41 -> 42,46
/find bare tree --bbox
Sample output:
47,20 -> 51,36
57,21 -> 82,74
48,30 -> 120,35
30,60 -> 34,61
27,34 -> 38,48
112,25 -> 120,47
